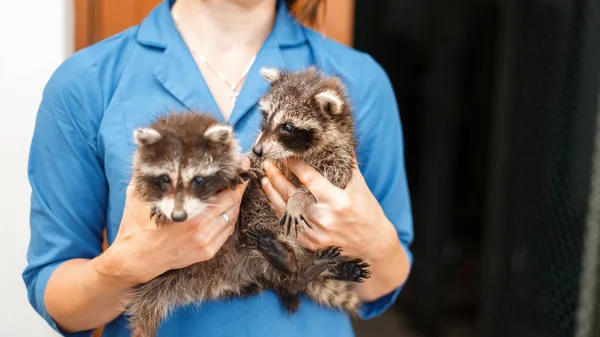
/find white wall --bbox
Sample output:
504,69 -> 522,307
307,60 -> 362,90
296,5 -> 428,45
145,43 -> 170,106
0,1 -> 73,335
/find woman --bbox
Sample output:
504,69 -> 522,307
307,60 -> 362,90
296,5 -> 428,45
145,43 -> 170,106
22,0 -> 413,336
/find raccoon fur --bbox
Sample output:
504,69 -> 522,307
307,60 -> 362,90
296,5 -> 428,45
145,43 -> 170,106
125,111 -> 272,337
237,67 -> 372,315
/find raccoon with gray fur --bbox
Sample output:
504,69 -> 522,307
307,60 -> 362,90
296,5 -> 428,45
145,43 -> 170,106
237,67 -> 372,315
125,111 -> 275,337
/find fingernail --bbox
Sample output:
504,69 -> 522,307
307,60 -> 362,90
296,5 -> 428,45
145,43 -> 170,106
264,160 -> 271,170
262,177 -> 269,186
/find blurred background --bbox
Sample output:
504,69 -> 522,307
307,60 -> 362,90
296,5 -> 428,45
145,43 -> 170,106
2,1 -> 600,336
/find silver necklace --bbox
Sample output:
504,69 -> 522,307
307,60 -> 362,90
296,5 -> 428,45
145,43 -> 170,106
171,10 -> 257,104
197,53 -> 256,104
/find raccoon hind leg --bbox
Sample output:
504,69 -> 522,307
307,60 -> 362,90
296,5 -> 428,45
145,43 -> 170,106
242,226 -> 298,274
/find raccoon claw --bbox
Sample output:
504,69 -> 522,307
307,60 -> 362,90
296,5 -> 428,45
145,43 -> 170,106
242,242 -> 258,249
243,227 -> 267,241
229,178 -> 241,190
331,259 -> 371,283
300,214 -> 314,230
316,246 -> 342,267
229,174 -> 245,190
280,210 -> 314,238
155,213 -> 168,227
229,169 -> 264,191
240,168 -> 264,182
150,206 -> 158,219
150,206 -> 168,227
243,227 -> 296,274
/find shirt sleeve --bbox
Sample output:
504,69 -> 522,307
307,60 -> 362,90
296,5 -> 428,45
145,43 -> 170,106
21,57 -> 107,336
352,54 -> 415,320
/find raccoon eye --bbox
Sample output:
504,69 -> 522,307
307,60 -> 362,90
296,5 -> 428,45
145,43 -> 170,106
192,176 -> 205,185
281,123 -> 295,133
159,175 -> 171,184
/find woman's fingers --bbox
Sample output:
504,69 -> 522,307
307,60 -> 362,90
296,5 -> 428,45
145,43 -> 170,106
206,202 -> 238,235
263,160 -> 297,202
205,215 -> 237,259
260,177 -> 287,216
189,203 -> 237,257
205,181 -> 248,217
284,158 -> 341,203
305,203 -> 331,231
295,226 -> 321,251
120,182 -> 154,231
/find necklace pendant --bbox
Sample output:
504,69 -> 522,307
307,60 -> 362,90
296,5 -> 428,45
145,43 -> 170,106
230,90 -> 238,104
229,84 -> 239,104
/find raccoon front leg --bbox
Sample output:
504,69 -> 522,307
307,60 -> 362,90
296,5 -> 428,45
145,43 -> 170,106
295,246 -> 342,289
280,188 -> 317,238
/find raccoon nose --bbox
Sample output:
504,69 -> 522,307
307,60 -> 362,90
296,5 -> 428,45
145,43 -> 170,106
252,144 -> 263,157
171,210 -> 187,222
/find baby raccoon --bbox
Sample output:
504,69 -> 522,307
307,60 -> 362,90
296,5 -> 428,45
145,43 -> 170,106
237,67 -> 371,315
126,111 -> 268,337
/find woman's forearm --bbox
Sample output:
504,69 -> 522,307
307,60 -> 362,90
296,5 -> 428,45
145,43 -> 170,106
44,251 -> 135,333
353,228 -> 411,303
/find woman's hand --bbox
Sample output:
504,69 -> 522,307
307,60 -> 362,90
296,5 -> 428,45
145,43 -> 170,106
260,157 -> 410,301
93,160 -> 250,288
261,158 -> 396,261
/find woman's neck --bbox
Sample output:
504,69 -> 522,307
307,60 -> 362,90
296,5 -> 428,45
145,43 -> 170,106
171,0 -> 276,54
170,0 -> 277,121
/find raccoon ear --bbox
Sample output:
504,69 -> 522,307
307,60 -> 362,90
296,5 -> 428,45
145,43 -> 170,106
204,124 -> 233,143
134,128 -> 162,146
315,90 -> 344,115
260,67 -> 281,84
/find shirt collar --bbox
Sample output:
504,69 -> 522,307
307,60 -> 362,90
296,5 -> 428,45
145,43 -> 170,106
136,0 -> 306,49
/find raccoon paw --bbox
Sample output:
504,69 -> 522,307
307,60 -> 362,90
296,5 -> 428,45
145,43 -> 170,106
227,169 -> 264,190
279,209 -> 315,238
150,205 -> 168,227
242,227 -> 296,274
296,246 -> 342,287
315,246 -> 342,268
331,259 -> 371,283
240,168 -> 265,181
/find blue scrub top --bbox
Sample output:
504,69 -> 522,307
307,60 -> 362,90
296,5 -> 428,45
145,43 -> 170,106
22,0 -> 414,336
